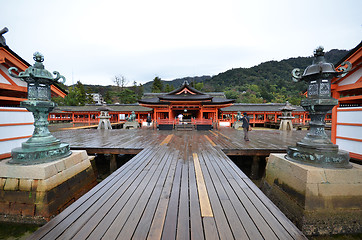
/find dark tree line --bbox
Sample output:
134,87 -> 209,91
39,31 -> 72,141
52,49 -> 348,106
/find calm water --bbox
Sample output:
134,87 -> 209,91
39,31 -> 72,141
0,222 -> 39,240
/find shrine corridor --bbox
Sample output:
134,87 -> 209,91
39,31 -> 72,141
29,129 -> 307,239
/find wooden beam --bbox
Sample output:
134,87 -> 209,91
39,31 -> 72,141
192,153 -> 213,217
70,147 -> 142,155
160,134 -> 173,146
336,80 -> 362,92
222,149 -> 286,156
0,48 -> 29,71
0,96 -> 27,102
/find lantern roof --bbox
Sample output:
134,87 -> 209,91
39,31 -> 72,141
279,101 -> 296,111
302,47 -> 339,80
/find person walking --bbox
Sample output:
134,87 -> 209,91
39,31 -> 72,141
178,113 -> 183,124
146,113 -> 152,126
241,112 -> 250,141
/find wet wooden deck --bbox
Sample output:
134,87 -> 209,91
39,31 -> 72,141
29,129 -> 307,239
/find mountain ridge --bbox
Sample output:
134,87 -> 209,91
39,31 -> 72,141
75,48 -> 349,105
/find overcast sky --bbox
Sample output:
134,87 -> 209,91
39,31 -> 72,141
1,0 -> 361,86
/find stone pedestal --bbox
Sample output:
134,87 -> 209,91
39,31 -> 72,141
98,119 -> 112,129
123,121 -> 139,129
97,110 -> 112,130
279,119 -> 293,130
0,150 -> 96,224
262,154 -> 362,236
233,122 -> 243,129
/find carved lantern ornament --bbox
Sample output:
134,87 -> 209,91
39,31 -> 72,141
287,47 -> 352,168
8,52 -> 71,165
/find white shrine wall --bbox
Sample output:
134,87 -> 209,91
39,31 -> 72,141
0,107 -> 34,159
336,107 -> 362,157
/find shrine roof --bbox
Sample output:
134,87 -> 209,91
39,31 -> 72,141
139,81 -> 234,105
221,103 -> 304,112
1,45 -> 68,97
159,94 -> 212,101
54,104 -> 152,113
335,40 -> 362,67
142,92 -> 225,99
203,97 -> 235,104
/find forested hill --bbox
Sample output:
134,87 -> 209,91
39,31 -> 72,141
140,49 -> 348,105
58,48 -> 348,106
203,49 -> 348,104
142,75 -> 211,93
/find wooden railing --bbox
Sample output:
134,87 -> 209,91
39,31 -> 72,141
157,119 -> 175,125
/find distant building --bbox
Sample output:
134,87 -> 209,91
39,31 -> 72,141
89,93 -> 105,104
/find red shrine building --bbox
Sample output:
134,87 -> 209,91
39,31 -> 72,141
331,41 -> 362,161
139,81 -> 234,129
0,46 -> 67,107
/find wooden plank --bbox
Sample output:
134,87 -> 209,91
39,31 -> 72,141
30,129 -> 308,240
58,147 -> 166,239
70,147 -> 143,155
146,156 -> 179,240
29,147 -> 156,240
243,178 -> 307,240
160,158 -> 183,240
95,147 -> 168,239
203,217 -> 220,240
132,151 -> 179,240
204,135 -> 216,147
222,153 -> 306,239
201,149 -> 250,240
223,148 -> 286,156
176,161 -> 190,240
160,134 -> 173,145
188,154 -> 205,240
197,152 -> 234,240
115,149 -> 174,239
192,153 -> 213,217
204,148 -> 264,239
207,148 -> 280,240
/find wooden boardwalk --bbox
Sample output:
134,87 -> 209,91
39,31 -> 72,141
29,129 -> 307,239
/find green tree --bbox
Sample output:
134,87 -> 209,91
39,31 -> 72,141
164,84 -> 172,92
118,89 -> 137,103
131,81 -> 144,99
151,76 -> 164,93
136,84 -> 144,99
195,82 -> 203,91
85,87 -> 95,104
104,91 -> 112,104
63,87 -> 79,106
224,90 -> 239,100
52,96 -> 66,106
75,81 -> 87,105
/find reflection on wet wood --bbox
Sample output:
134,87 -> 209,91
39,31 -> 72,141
30,129 -> 307,239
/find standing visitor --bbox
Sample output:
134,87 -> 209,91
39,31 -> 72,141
241,112 -> 250,141
146,113 -> 152,126
178,113 -> 183,124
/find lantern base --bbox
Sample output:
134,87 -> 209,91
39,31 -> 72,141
123,121 -> 139,129
262,153 -> 362,236
0,150 -> 96,223
9,143 -> 71,165
286,144 -> 351,169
